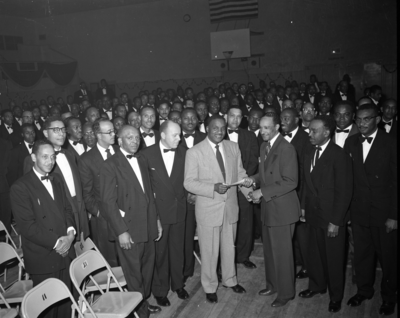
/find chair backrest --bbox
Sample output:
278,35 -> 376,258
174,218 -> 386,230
0,221 -> 17,250
21,278 -> 84,318
74,237 -> 98,256
0,242 -> 22,266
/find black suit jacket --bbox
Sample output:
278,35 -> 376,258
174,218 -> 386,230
344,130 -> 397,226
141,143 -> 187,225
378,118 -> 397,139
301,141 -> 353,228
0,138 -> 12,194
153,116 -> 168,132
138,130 -> 161,151
10,171 -> 75,274
179,130 -> 206,148
0,125 -> 21,147
239,104 -> 262,129
60,104 -> 71,114
272,96 -> 283,114
74,89 -> 93,104
332,91 -> 356,106
8,142 -> 30,186
99,108 -> 113,120
226,128 -> 259,176
99,149 -> 158,242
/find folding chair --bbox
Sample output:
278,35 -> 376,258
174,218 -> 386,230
0,292 -> 18,318
0,221 -> 23,282
21,278 -> 83,318
70,250 -> 142,318
74,237 -> 126,294
194,233 -> 201,265
0,243 -> 33,311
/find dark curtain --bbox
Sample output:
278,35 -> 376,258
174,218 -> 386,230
45,61 -> 78,86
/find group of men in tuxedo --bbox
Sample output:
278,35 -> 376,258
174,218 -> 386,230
0,78 -> 397,317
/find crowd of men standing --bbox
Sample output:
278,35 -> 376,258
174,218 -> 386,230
0,75 -> 397,317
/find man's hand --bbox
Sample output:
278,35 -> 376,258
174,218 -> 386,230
300,209 -> 306,222
214,183 -> 229,194
385,219 -> 397,233
241,177 -> 254,188
155,220 -> 163,241
246,192 -> 253,202
250,189 -> 263,203
327,223 -> 339,238
55,233 -> 74,255
187,193 -> 196,205
119,232 -> 134,250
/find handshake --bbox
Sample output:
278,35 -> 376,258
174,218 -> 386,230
246,189 -> 263,204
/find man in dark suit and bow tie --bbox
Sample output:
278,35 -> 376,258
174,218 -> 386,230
248,113 -> 301,307
299,116 -> 353,313
100,125 -> 162,317
141,121 -> 189,307
11,139 -> 76,318
333,80 -> 356,106
272,86 -> 285,114
332,101 -> 360,147
139,106 -> 161,151
239,94 -> 260,129
154,101 -> 170,131
344,104 -> 397,316
237,84 -> 247,108
79,118 -> 119,266
247,108 -> 264,149
0,109 -> 21,147
280,108 -> 312,279
300,103 -> 316,133
226,107 -> 259,269
304,84 -> 318,106
63,117 -> 86,161
378,98 -> 397,139
74,81 -> 93,104
194,101 -> 208,133
179,109 -> 206,280
99,95 -> 113,120
96,79 -> 115,101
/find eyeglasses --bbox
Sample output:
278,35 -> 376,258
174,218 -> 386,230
99,130 -> 116,136
334,112 -> 352,119
355,116 -> 377,124
47,127 -> 67,134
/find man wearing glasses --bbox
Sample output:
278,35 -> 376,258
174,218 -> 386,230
344,104 -> 397,316
23,116 -> 90,242
300,103 -> 316,133
79,118 -> 119,267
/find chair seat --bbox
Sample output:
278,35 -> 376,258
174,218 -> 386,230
1,280 -> 33,303
85,267 -> 126,292
83,291 -> 142,317
0,308 -> 18,318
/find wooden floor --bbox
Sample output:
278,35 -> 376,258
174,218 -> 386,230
2,234 -> 397,318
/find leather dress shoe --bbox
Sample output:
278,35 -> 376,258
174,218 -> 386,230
329,300 -> 342,312
206,293 -> 218,304
223,284 -> 246,294
347,294 -> 372,307
154,296 -> 170,307
271,296 -> 294,307
295,269 -> 308,279
176,287 -> 189,300
241,260 -> 257,269
148,304 -> 162,314
258,289 -> 277,296
379,301 -> 396,316
298,289 -> 327,298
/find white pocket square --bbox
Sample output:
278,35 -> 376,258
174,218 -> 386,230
151,168 -> 155,170
119,209 -> 125,217
38,199 -> 40,205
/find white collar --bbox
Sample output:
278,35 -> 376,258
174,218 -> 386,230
269,132 -> 280,147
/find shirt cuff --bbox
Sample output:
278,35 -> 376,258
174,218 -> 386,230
53,227 -> 76,249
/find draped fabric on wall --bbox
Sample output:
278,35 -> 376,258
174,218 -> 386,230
0,61 -> 77,87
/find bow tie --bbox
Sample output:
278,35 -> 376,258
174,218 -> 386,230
73,140 -> 83,146
360,136 -> 373,144
283,132 -> 292,138
55,149 -> 65,155
142,132 -> 154,138
41,175 -> 53,181
336,129 -> 350,133
309,94 -> 315,97
126,154 -> 139,159
35,121 -> 40,125
228,129 -> 238,134
198,121 -> 204,125
163,148 -> 177,153
160,117 -> 166,121
184,133 -> 194,139
383,121 -> 392,126
315,146 -> 322,151
28,143 -> 34,149
279,98 -> 283,101
103,109 -> 111,113
341,93 -> 347,96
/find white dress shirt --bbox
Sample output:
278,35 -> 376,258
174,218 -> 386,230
269,132 -> 280,148
382,120 -> 393,133
97,143 -> 115,161
140,127 -> 156,147
34,120 -> 41,130
340,92 -> 347,100
309,95 -> 315,104
283,126 -> 299,143
55,149 -> 76,197
311,139 -> 330,172
335,124 -> 352,148
160,142 -> 175,177
249,127 -> 260,137
24,140 -> 33,154
103,109 -> 112,120
257,101 -> 264,109
5,124 -> 13,134
159,117 -> 167,126
199,123 -> 206,133
81,89 -> 87,96
69,139 -> 85,156
120,147 -> 144,191
362,129 -> 378,162
16,118 -> 22,126
207,137 -> 225,166
86,146 -> 92,152
227,128 -> 239,143
183,132 -> 195,148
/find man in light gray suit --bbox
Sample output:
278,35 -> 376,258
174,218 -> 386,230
184,115 -> 253,304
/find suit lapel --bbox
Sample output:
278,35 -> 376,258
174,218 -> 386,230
222,140 -> 232,184
203,139 -> 224,182
153,145 -> 174,190
117,151 -> 145,195
304,150 -> 318,196
170,147 -> 184,186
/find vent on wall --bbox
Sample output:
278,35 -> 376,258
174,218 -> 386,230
39,34 -> 46,40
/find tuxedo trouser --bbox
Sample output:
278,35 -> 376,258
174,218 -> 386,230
352,224 -> 397,302
197,217 -> 238,293
31,266 -> 71,318
116,240 -> 155,318
236,192 -> 254,263
307,225 -> 346,302
183,203 -> 196,277
0,192 -> 12,233
152,221 -> 185,297
253,204 -> 262,238
262,223 -> 295,300
293,221 -> 309,270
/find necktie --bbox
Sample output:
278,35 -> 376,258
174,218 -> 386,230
341,93 -> 347,96
73,140 -> 83,146
263,141 -> 272,170
215,144 -> 225,182
228,129 -> 238,134
383,121 -> 392,126
28,143 -> 34,149
142,132 -> 154,138
163,148 -> 177,153
184,134 -> 194,139
283,132 -> 292,138
312,146 -> 322,169
360,136 -> 373,144
126,154 -> 139,159
336,129 -> 350,133
105,148 -> 112,159
55,149 -> 65,155
41,175 -> 54,181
